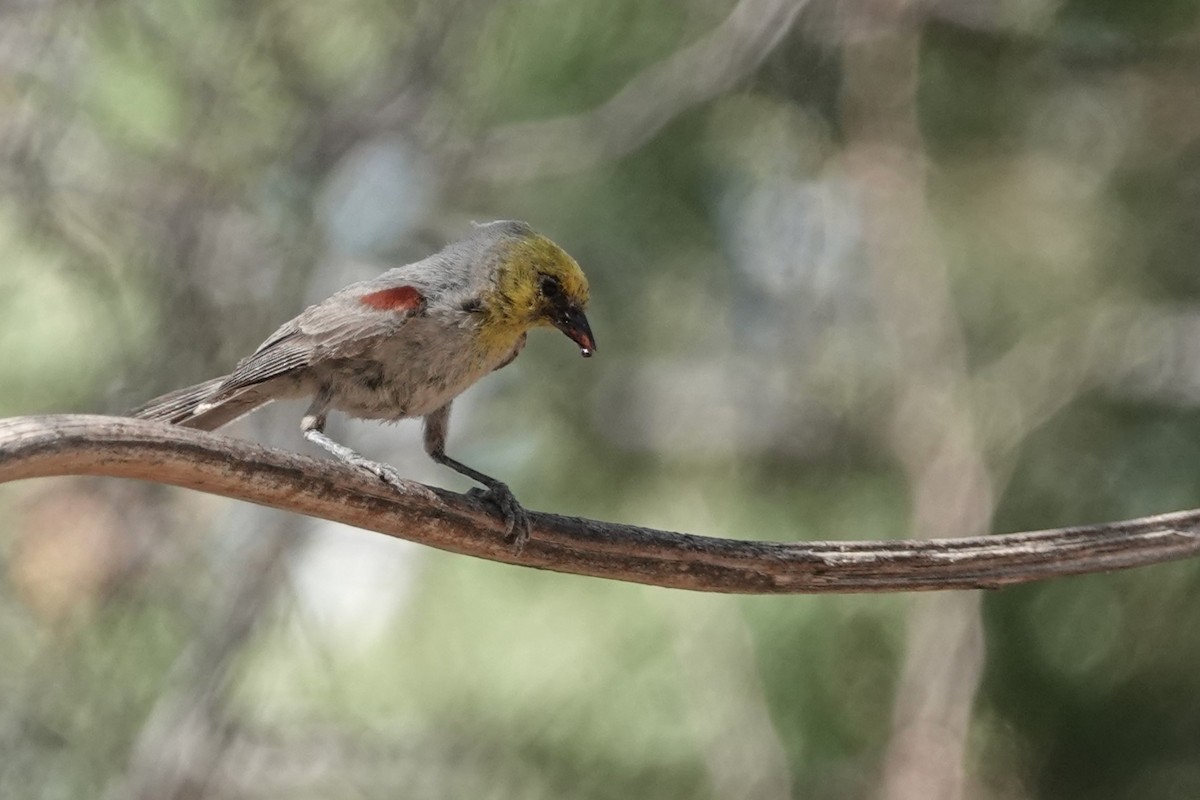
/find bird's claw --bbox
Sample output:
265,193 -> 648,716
470,483 -> 531,552
367,462 -> 432,499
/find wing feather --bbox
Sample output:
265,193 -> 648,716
132,377 -> 227,423
202,286 -> 424,404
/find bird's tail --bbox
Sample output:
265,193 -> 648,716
131,377 -> 270,431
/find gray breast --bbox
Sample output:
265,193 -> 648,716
319,315 -> 510,420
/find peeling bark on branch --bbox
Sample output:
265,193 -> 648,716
2,415 -> 1199,593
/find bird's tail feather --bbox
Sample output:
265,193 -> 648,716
131,377 -> 271,431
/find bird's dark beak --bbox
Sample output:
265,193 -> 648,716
552,305 -> 596,357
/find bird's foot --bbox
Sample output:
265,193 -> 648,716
468,483 -> 531,553
358,459 -> 431,498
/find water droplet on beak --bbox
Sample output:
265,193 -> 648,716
580,347 -> 593,358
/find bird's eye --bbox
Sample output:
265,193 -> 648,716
539,274 -> 562,298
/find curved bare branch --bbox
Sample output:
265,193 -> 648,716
2,414 -> 1199,593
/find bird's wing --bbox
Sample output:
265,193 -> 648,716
203,283 -> 427,403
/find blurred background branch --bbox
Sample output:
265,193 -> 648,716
840,4 -> 991,798
466,0 -> 811,181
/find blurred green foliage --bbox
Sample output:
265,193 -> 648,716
4,0 -> 1200,798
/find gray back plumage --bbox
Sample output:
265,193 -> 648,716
362,219 -> 532,311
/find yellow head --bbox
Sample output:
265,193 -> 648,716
486,232 -> 595,357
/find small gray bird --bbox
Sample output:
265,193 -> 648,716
133,220 -> 595,547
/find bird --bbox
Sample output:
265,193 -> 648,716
132,220 -> 595,548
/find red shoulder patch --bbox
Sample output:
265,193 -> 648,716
360,285 -> 424,312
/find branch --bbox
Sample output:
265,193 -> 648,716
3,415 -> 1199,593
468,0 -> 810,181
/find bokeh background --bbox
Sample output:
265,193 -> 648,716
4,0 -> 1200,797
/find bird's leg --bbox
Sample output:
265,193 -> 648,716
301,392 -> 424,496
433,450 -> 532,552
424,404 -> 532,551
